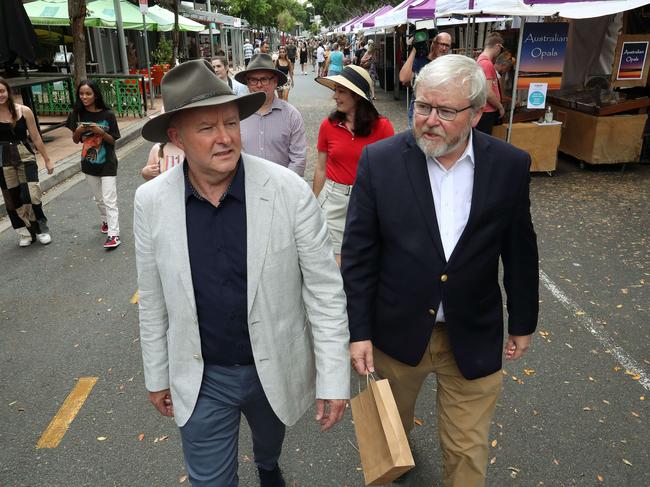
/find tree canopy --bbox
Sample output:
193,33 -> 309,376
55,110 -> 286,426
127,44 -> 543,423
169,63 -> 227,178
223,0 -> 306,30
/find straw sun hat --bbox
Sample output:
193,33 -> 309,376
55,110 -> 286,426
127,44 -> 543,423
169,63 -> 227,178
315,65 -> 374,104
141,59 -> 265,143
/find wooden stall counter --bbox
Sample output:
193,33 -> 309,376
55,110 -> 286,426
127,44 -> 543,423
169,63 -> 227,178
493,122 -> 562,174
550,105 -> 647,165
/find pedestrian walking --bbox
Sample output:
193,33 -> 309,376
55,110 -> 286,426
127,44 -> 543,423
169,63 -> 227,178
342,54 -> 539,486
212,56 -> 248,96
135,59 -> 350,487
360,40 -> 378,100
235,53 -> 307,176
316,42 -> 325,76
141,141 -> 184,180
66,80 -> 121,249
275,46 -> 294,101
243,38 -> 254,67
0,77 -> 54,247
298,41 -> 308,75
313,65 -> 394,267
285,38 -> 297,67
324,43 -> 344,76
475,33 -> 506,135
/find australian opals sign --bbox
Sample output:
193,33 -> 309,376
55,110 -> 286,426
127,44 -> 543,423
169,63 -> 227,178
616,42 -> 648,80
517,23 -> 569,90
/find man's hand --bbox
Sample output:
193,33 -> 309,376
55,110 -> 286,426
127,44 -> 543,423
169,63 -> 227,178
315,399 -> 346,432
504,334 -> 532,361
44,159 -> 54,175
350,340 -> 374,375
498,104 -> 506,118
148,389 -> 174,417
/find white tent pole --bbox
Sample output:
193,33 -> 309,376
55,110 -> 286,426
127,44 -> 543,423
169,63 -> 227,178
507,16 -> 525,143
113,0 -> 129,74
142,14 -> 154,109
207,0 -> 215,58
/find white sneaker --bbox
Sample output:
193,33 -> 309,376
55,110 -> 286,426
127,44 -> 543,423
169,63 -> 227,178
36,233 -> 52,245
19,235 -> 33,247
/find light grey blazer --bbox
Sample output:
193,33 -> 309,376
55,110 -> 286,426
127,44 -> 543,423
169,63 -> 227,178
133,153 -> 350,427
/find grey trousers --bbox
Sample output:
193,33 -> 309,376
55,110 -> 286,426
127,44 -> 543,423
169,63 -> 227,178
180,364 -> 286,487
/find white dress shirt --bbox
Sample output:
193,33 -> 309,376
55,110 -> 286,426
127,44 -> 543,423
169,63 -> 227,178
425,130 -> 475,323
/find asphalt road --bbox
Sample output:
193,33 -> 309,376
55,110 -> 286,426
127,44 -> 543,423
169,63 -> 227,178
1,71 -> 649,487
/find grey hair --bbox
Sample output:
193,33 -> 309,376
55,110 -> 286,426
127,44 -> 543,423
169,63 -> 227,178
413,54 -> 487,111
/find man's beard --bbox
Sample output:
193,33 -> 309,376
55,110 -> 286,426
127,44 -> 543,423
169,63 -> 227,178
415,123 -> 471,160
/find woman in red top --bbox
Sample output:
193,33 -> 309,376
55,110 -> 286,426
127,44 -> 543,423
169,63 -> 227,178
314,65 -> 394,266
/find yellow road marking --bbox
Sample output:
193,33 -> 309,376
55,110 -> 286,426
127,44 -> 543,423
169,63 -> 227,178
130,290 -> 139,304
36,377 -> 98,449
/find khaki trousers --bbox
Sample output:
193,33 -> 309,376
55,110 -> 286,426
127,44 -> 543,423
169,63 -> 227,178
373,324 -> 502,487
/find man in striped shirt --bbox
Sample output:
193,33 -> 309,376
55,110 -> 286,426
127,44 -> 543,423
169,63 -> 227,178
243,38 -> 254,67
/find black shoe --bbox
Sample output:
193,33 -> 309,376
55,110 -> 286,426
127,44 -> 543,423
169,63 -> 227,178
258,465 -> 286,487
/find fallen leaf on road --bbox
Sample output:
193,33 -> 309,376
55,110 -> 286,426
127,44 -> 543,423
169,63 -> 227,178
616,304 -> 623,308
624,370 -> 641,380
620,288 -> 628,294
553,459 -> 559,465
523,369 -> 535,376
602,400 -> 610,405
97,298 -> 103,303
414,418 -> 424,426
583,407 -> 592,411
8,401 -> 16,406
613,366 -> 621,372
490,457 -> 497,464
565,343 -> 574,349
641,396 -> 645,401
491,439 -> 497,447
131,291 -> 140,304
588,376 -> 595,382
597,474 -> 604,481
511,376 -> 518,381
97,436 -> 107,441
153,435 -> 169,443
138,433 -> 145,441
622,459 -> 633,467
178,474 -> 188,483
631,411 -> 640,418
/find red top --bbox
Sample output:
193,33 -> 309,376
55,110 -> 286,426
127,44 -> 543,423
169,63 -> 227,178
477,53 -> 500,113
317,116 -> 394,185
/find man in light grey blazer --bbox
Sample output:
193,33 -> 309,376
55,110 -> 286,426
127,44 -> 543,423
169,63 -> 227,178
134,59 -> 350,487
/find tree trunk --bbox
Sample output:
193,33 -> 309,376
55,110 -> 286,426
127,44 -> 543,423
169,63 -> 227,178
68,0 -> 88,88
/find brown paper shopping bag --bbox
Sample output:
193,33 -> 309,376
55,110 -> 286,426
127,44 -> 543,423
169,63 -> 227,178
351,377 -> 415,485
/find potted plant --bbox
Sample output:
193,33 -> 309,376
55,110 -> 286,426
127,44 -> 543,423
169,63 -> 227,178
152,36 -> 173,69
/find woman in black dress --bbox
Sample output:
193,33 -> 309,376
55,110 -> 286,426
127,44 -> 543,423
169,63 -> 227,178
299,41 -> 308,75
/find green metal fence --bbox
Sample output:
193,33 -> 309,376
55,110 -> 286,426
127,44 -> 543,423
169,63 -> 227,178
31,75 -> 147,118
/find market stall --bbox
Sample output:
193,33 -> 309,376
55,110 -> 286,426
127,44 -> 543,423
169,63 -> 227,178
436,0 -> 650,169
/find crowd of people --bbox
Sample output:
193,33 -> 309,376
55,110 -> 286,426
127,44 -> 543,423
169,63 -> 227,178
1,29 -> 537,487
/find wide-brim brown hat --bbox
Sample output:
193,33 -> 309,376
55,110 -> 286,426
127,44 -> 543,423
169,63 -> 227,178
315,65 -> 374,105
142,59 -> 266,143
234,53 -> 288,86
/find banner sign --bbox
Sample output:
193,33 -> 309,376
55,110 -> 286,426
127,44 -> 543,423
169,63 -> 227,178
139,0 -> 148,14
527,82 -> 548,109
616,42 -> 648,80
517,22 -> 569,90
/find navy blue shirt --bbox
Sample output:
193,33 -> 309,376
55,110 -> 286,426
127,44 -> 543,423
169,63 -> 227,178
184,160 -> 252,365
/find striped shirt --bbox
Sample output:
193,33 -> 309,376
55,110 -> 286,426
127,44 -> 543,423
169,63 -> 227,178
240,96 -> 307,176
243,43 -> 254,59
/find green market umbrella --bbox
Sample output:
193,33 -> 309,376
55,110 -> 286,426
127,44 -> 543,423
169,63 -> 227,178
24,0 -> 102,27
146,5 -> 204,32
87,0 -> 158,30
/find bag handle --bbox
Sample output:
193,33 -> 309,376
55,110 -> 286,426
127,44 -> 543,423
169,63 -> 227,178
357,370 -> 379,394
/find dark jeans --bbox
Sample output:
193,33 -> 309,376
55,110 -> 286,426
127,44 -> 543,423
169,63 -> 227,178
179,364 -> 286,487
475,111 -> 500,135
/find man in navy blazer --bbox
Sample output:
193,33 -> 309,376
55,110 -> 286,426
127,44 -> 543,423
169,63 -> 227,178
342,55 -> 539,486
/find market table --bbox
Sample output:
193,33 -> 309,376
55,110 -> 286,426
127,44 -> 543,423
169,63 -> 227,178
549,104 -> 648,166
493,121 -> 562,174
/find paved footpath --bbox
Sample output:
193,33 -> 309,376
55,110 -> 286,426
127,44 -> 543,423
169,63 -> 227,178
1,71 -> 648,487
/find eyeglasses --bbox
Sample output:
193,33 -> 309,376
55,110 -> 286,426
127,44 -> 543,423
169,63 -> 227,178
435,42 -> 452,49
413,101 -> 472,121
246,76 -> 274,86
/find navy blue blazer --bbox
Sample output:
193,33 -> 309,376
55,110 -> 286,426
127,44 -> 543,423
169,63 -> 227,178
341,129 -> 539,380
